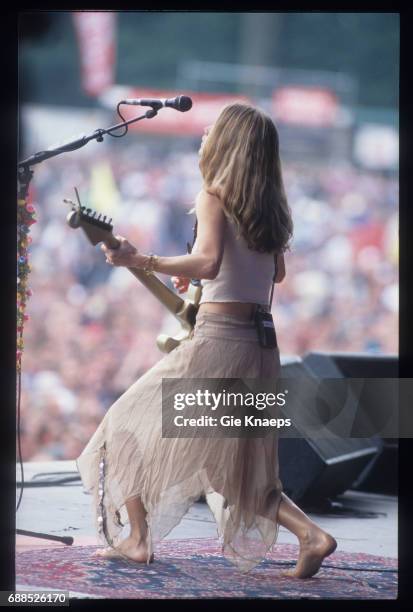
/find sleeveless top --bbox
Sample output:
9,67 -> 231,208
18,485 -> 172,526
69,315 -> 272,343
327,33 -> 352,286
194,215 -> 275,307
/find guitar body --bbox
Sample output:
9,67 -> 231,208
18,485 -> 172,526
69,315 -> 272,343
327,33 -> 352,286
156,282 -> 202,352
64,198 -> 202,354
156,283 -> 202,353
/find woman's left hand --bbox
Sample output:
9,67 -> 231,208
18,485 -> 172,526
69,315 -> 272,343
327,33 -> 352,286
101,236 -> 140,267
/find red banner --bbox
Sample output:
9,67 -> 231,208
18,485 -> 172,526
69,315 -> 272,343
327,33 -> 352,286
107,88 -> 252,136
73,11 -> 116,97
272,87 -> 338,127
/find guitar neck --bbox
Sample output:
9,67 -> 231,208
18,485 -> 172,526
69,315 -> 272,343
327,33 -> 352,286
103,232 -> 187,316
127,266 -> 185,316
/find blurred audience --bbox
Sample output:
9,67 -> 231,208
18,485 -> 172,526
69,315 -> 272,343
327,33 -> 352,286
19,141 -> 398,460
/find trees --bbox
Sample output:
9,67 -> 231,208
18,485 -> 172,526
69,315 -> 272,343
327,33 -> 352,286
19,12 -> 399,109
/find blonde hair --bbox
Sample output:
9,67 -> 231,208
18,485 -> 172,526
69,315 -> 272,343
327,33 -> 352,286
199,103 -> 293,254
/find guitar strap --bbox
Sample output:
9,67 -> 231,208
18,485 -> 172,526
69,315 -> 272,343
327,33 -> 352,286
252,253 -> 279,348
269,253 -> 278,311
187,218 -> 202,288
187,218 -> 198,254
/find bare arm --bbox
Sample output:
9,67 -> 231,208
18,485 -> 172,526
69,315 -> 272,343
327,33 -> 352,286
102,190 -> 226,280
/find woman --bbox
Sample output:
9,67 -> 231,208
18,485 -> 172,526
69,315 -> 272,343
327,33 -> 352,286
76,103 -> 337,578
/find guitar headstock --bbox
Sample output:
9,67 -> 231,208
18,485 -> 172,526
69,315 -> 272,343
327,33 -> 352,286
64,198 -> 114,246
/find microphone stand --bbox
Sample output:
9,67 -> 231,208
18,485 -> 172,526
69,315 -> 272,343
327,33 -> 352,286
19,106 -> 158,169
16,106 -> 158,546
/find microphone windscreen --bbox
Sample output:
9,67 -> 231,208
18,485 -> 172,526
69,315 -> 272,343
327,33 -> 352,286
177,96 -> 193,112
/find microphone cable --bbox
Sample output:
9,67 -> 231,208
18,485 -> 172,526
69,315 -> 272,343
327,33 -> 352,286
110,103 -> 129,138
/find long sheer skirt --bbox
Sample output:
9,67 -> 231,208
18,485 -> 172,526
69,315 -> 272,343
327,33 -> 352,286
76,311 -> 284,573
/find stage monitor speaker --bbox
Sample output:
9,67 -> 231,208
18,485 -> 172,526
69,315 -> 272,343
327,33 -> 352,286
278,354 -> 382,505
305,351 -> 398,495
325,352 -> 398,379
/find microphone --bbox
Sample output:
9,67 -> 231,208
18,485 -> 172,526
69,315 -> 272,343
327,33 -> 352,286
120,95 -> 192,112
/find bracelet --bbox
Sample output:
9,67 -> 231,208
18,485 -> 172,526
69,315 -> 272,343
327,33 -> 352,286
144,253 -> 158,275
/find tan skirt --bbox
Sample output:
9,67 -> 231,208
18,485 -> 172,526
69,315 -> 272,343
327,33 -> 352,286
76,311 -> 284,573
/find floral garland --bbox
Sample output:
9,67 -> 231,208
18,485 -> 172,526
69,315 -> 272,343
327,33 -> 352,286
17,196 -> 37,372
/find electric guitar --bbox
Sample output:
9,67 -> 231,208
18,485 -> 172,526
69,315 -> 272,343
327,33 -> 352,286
63,196 -> 202,353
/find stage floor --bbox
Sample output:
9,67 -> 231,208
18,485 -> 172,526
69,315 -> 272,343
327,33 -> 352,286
16,460 -> 397,558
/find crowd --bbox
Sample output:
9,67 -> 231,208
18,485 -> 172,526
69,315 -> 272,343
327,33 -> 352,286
18,136 -> 398,461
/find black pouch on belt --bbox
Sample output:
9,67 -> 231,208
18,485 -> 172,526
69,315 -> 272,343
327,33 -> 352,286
255,307 -> 278,349
254,253 -> 278,349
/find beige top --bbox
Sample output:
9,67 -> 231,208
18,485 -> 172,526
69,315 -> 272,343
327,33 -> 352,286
194,215 -> 275,306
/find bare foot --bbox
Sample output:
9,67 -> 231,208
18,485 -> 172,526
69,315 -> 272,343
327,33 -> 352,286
93,535 -> 154,564
282,528 -> 337,579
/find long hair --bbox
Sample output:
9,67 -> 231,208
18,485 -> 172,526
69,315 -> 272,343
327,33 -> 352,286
199,103 -> 293,254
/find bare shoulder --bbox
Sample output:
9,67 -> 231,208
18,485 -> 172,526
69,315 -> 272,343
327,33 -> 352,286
195,189 -> 223,213
194,189 -> 226,250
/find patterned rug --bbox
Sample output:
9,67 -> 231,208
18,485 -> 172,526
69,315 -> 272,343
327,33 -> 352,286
16,538 -> 397,599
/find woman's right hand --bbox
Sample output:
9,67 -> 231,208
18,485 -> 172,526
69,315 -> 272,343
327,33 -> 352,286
171,276 -> 190,294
